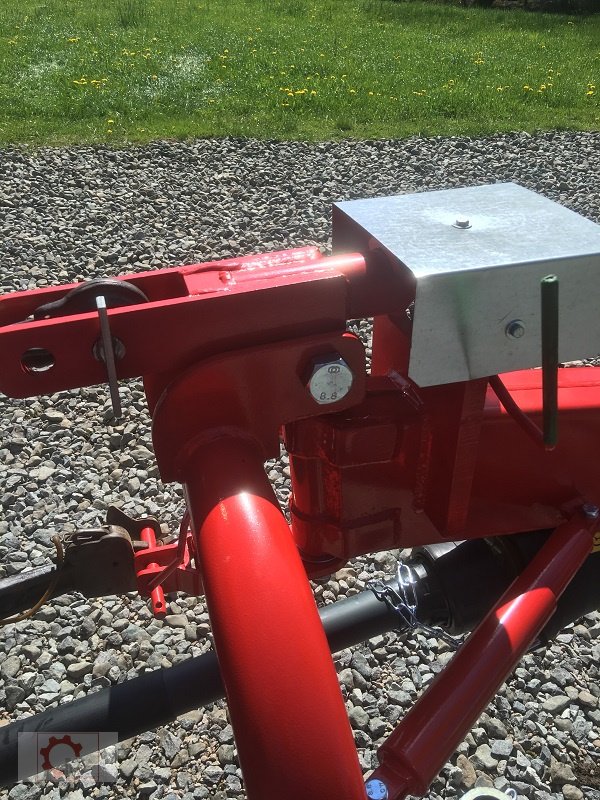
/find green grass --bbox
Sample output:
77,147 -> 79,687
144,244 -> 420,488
0,0 -> 598,145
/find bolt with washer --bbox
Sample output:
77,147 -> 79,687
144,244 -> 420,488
365,778 -> 388,800
307,354 -> 354,405
458,789 -> 517,800
453,216 -> 472,229
505,320 -> 525,339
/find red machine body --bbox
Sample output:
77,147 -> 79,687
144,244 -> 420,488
1,183 -> 599,800
287,367 -> 600,573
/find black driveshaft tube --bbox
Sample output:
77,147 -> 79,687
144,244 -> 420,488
0,565 -> 62,620
0,587 -> 400,786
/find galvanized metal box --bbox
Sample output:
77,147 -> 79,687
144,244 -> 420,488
333,183 -> 600,387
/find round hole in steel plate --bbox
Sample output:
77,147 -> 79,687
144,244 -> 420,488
21,347 -> 55,374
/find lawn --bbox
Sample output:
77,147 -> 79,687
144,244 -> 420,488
0,0 -> 597,144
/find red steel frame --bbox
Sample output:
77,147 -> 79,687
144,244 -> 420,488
1,245 -> 599,800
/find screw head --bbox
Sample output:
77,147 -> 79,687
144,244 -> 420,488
365,778 -> 388,800
453,216 -> 471,229
307,355 -> 353,405
582,503 -> 599,519
505,320 -> 525,339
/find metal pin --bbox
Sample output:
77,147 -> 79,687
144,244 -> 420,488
95,295 -> 123,420
541,275 -> 559,450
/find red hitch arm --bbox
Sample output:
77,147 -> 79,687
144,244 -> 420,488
184,436 -> 366,800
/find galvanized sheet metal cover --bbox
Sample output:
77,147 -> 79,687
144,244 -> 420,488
334,183 -> 600,386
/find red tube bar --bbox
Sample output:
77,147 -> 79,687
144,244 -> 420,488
184,436 -> 365,800
370,509 -> 597,799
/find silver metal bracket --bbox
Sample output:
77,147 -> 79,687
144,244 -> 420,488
333,183 -> 600,386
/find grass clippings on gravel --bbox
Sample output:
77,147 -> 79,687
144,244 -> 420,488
0,0 -> 598,145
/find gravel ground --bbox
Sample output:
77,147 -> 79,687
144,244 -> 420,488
0,131 -> 599,800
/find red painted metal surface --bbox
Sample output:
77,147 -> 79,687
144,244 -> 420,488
469,368 -> 600,535
0,248 -> 399,400
135,525 -> 203,607
286,368 -> 600,567
138,526 -> 167,618
2,234 -> 600,799
183,436 -> 365,800
151,331 -> 366,482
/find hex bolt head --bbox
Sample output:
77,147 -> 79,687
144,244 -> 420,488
459,789 -> 519,800
365,778 -> 389,800
582,503 -> 600,519
453,216 -> 472,229
307,355 -> 353,405
505,320 -> 525,339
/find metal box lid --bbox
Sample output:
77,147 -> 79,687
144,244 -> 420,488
333,183 -> 600,386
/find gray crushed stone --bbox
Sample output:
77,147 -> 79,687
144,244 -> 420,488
1,132 -> 599,800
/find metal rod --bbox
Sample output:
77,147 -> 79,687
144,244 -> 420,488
541,275 -> 559,450
95,295 -> 122,420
